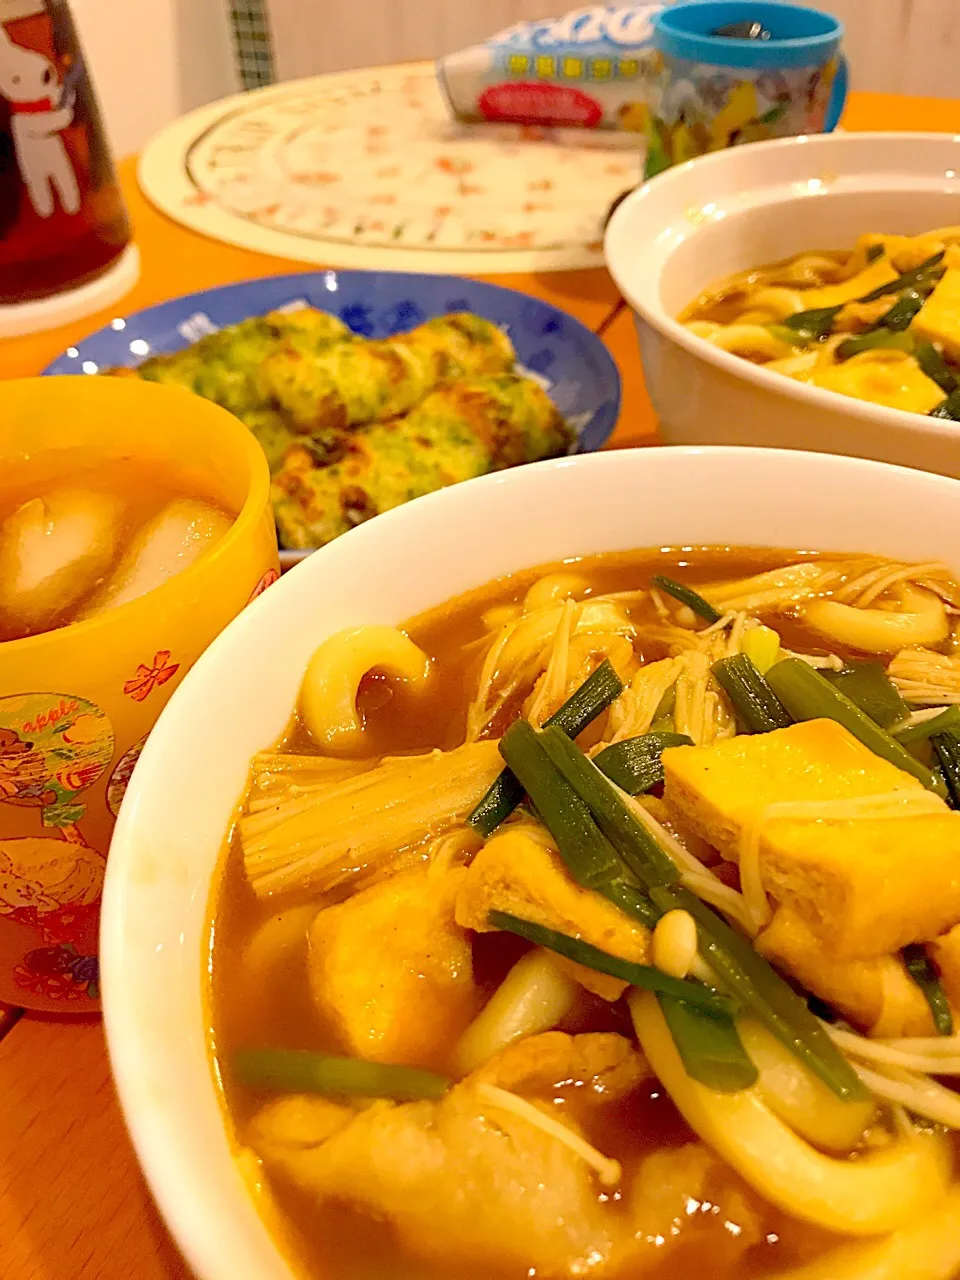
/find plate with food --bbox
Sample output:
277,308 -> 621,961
605,129 -> 960,478
45,270 -> 620,565
104,445 -> 960,1280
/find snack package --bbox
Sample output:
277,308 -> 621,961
438,5 -> 664,132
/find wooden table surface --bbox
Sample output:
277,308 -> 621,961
0,89 -> 956,1278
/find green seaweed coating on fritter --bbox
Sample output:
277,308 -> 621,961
103,308 -> 352,418
259,313 -> 516,433
270,374 -> 573,549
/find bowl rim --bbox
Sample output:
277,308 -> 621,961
102,443 -> 960,1280
604,130 -> 960,446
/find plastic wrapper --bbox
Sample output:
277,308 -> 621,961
438,5 -> 664,131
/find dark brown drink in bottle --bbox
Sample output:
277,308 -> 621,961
0,0 -> 131,303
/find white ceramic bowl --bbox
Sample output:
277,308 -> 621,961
102,446 -> 960,1280
605,132 -> 960,477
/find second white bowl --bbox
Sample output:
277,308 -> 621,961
605,131 -> 960,477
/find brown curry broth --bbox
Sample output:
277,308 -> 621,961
209,546 -> 868,1280
678,248 -> 851,327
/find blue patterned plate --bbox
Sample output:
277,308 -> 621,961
44,269 -> 620,453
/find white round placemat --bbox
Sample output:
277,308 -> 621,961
0,244 -> 140,339
138,63 -> 642,275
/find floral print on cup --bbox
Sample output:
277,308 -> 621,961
641,54 -> 838,177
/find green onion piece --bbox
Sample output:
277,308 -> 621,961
742,624 -> 781,675
768,323 -> 813,348
602,876 -> 662,929
712,655 -> 792,734
929,389 -> 960,421
652,575 -> 721,624
657,993 -> 758,1092
915,341 -> 958,394
822,661 -> 910,729
780,305 -> 842,341
766,658 -> 942,792
489,910 -> 737,1016
903,944 -> 954,1036
866,244 -> 885,263
234,1049 -> 450,1099
896,706 -> 960,746
933,730 -> 960,808
536,725 -> 679,888
531,725 -> 866,1101
879,289 -> 927,331
648,883 -> 867,1101
593,731 -> 693,795
835,329 -> 915,361
648,681 -> 678,734
499,719 -> 624,888
469,659 -> 623,836
857,250 -> 946,303
548,659 -> 625,737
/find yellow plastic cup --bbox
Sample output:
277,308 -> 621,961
0,377 -> 278,1012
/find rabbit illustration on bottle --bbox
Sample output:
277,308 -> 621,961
0,25 -> 79,217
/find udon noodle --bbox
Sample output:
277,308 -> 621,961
211,547 -> 960,1279
681,228 -> 960,419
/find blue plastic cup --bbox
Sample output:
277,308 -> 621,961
644,1 -> 847,178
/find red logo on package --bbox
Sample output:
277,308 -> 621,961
478,82 -> 603,128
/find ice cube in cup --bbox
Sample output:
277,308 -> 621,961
0,487 -> 123,635
81,498 -> 233,617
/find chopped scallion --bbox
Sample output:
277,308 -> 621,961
742,624 -> 781,675
780,305 -> 842,342
592,730 -> 693,795
489,911 -> 737,1016
929,389 -> 960,421
903,944 -> 954,1036
469,659 -> 623,836
857,251 -> 946,303
879,288 -> 927,331
822,661 -> 910,729
234,1049 -> 450,1099
498,719 -> 623,889
933,730 -> 960,808
915,341 -> 958,394
652,575 -> 721,624
657,993 -> 758,1092
712,654 -> 792,733
835,329 -> 914,361
896,706 -> 960,746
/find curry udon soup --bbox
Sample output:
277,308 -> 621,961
680,227 -> 960,421
212,548 -> 960,1280
0,455 -> 234,643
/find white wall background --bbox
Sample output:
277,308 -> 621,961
267,0 -> 960,98
70,0 -> 238,158
67,0 -> 960,161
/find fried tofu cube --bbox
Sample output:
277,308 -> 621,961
756,907 -> 934,1037
808,356 -> 944,415
308,865 -> 477,1066
455,826 -> 650,1001
662,719 -> 922,861
760,807 -> 960,959
250,1033 -> 631,1277
911,267 -> 960,362
797,255 -> 899,309
663,720 -> 960,958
